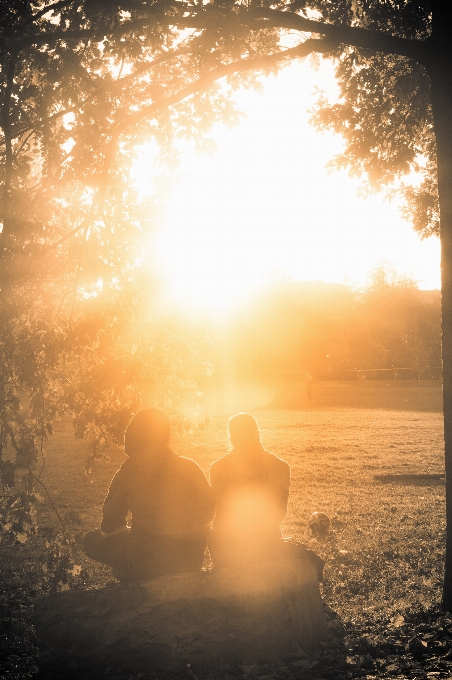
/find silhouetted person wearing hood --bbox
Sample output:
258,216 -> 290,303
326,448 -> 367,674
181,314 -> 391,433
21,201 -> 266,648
83,408 -> 215,581
209,413 -> 324,580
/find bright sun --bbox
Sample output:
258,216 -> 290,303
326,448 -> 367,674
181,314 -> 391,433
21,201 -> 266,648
133,59 -> 440,315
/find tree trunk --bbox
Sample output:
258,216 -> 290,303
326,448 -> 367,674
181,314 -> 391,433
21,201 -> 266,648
428,2 -> 452,612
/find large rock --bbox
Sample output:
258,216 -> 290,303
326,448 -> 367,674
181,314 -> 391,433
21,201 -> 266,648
34,558 -> 328,678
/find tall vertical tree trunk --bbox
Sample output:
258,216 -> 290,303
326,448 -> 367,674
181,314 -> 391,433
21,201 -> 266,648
428,1 -> 452,611
0,53 -> 16,462
1,52 -> 16,255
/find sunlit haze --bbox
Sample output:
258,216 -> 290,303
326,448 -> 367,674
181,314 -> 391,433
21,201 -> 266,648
133,59 -> 441,315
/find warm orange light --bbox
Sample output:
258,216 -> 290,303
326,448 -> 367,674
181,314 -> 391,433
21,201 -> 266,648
133,59 -> 440,316
215,488 -> 278,538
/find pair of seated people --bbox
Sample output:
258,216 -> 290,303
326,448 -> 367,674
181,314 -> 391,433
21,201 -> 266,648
84,408 -> 323,582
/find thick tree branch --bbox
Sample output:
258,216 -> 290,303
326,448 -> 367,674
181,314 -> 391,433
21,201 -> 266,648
52,37 -> 332,247
25,0 -> 81,27
2,4 -> 430,68
110,45 -> 191,91
0,103 -> 83,147
0,28 -> 92,54
98,38 -> 335,188
0,17 -> 155,54
162,6 -> 430,63
0,45 -> 195,147
14,129 -> 35,158
111,37 -> 333,143
244,8 -> 430,65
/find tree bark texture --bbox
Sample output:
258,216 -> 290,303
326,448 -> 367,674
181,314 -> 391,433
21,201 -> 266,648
34,558 -> 328,678
1,52 -> 16,250
428,2 -> 452,612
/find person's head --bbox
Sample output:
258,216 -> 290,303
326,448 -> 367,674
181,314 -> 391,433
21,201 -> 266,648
124,408 -> 171,456
228,413 -> 261,451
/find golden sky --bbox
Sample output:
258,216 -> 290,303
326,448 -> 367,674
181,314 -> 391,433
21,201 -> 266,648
134,58 -> 441,314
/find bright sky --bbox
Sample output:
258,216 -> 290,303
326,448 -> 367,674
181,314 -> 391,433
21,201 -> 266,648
135,58 -> 441,314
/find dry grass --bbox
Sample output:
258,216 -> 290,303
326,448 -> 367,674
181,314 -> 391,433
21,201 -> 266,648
269,379 -> 443,412
181,408 -> 446,629
35,383 -> 446,632
3,380 -> 447,678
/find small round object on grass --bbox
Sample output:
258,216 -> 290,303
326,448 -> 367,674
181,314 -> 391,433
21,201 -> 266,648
308,511 -> 330,537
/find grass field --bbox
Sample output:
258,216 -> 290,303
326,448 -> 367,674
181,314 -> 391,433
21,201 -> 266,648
35,381 -> 446,620
2,380 -> 451,678
199,380 -> 443,414
269,379 -> 443,412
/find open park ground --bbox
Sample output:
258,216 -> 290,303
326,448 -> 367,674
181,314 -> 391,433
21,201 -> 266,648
2,380 -> 452,679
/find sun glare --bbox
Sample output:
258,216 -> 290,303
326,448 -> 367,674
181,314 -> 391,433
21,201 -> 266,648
133,59 -> 440,315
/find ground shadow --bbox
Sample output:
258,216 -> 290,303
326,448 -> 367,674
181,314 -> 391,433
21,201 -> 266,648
374,473 -> 445,486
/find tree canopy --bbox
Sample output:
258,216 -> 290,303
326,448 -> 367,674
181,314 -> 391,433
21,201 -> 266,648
224,273 -> 440,382
5,0 -> 452,606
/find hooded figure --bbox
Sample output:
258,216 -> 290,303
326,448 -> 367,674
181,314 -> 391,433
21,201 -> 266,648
84,408 -> 215,581
209,413 -> 324,580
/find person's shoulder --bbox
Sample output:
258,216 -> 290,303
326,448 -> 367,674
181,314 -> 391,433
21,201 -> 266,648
172,453 -> 207,475
107,456 -> 132,486
264,451 -> 290,471
209,453 -> 232,472
114,456 -> 132,473
174,453 -> 200,466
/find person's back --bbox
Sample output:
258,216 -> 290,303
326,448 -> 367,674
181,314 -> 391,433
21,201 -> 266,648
209,413 -> 324,580
84,408 -> 214,581
102,450 -> 214,538
210,445 -> 289,542
209,413 -> 290,567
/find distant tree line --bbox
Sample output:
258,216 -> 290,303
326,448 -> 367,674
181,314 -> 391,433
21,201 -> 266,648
219,269 -> 441,382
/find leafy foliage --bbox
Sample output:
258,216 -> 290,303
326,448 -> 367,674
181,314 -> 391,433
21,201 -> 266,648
1,0 -> 247,477
226,272 -> 441,381
303,0 -> 437,237
1,405 -> 450,678
2,0 -> 452,627
1,1 -> 445,473
0,489 -> 38,545
310,48 -> 439,237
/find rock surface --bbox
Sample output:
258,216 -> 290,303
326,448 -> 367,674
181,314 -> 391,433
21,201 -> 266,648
34,558 -> 328,677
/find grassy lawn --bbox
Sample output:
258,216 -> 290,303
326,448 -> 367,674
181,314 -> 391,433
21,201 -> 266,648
38,388 -> 447,626
2,380 -> 451,678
